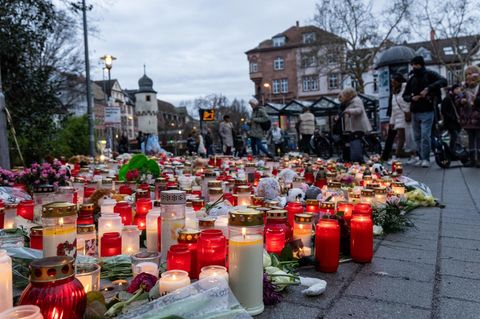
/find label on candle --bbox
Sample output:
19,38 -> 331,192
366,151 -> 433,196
161,219 -> 185,255
43,226 -> 77,258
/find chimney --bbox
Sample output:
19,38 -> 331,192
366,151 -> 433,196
296,21 -> 299,28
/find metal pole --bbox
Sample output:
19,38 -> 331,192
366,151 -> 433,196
82,0 -> 95,158
107,68 -> 114,153
0,63 -> 11,168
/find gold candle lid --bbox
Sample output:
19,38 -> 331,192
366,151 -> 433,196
392,182 -> 405,187
208,187 -> 223,195
245,162 -> 256,167
305,199 -> 319,205
42,201 -> 77,218
266,209 -> 287,219
178,229 -> 201,243
33,185 -> 55,193
236,185 -> 250,193
327,181 -> 341,189
294,213 -> 313,224
30,256 -> 75,282
207,180 -> 222,188
235,178 -> 247,186
320,201 -> 335,209
367,183 -> 380,189
77,224 -> 96,233
80,203 -> 94,210
198,217 -> 216,228
373,187 -> 387,195
361,189 -> 375,196
229,209 -> 264,227
204,170 -> 216,178
30,226 -> 43,236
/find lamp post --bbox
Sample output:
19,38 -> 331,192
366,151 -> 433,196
0,63 -> 11,168
101,54 -> 117,153
263,83 -> 271,104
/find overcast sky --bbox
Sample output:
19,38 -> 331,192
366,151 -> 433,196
87,0 -> 318,105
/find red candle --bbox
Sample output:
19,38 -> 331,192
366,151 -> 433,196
17,200 -> 34,221
157,215 -> 162,252
197,229 -> 226,275
265,227 -> 285,255
305,199 -> 319,214
78,203 -> 95,225
286,202 -> 304,228
353,203 -> 372,217
119,184 -> 133,195
337,202 -> 354,223
135,198 -> 152,230
101,232 -> 122,257
0,204 -> 4,229
29,226 -> 43,250
115,202 -> 132,225
350,215 -> 373,263
319,201 -> 335,216
192,199 -> 204,212
315,219 -> 340,272
167,244 -> 191,273
265,210 -> 292,242
83,186 -> 96,199
178,229 -> 200,279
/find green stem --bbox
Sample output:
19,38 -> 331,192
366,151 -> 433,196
267,273 -> 299,279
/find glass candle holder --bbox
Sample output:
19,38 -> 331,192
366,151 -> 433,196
56,186 -> 75,204
29,226 -> 43,250
198,217 -> 216,230
77,224 -> 96,257
245,163 -> 256,184
185,202 -> 196,229
199,265 -> 228,283
265,210 -> 292,242
350,215 -> 373,263
197,229 -> 226,275
77,204 -> 94,225
114,202 -> 132,226
315,219 -> 340,273
292,176 -> 304,189
191,199 -> 204,212
373,187 -> 387,205
42,202 -> 77,258
17,200 -> 34,221
293,214 -> 313,254
178,229 -> 200,279
0,305 -> 43,319
265,226 -> 285,255
191,185 -> 202,198
0,249 -> 12,313
236,186 -> 252,206
353,203 -> 372,217
33,185 -> 55,217
348,192 -> 361,204
285,202 -> 303,229
336,202 -> 354,224
100,178 -> 113,191
208,188 -> 223,204
100,198 -> 116,215
305,199 -> 319,214
118,184 -> 133,196
100,232 -> 122,257
391,182 -> 405,196
4,204 -> 17,230
134,198 -> 152,230
160,190 -> 186,256
202,171 -> 217,201
75,263 -> 101,293
121,225 -> 141,255
146,206 -> 161,252
98,212 -> 123,254
131,251 -> 160,278
159,270 -> 190,296
228,209 -> 264,316
18,256 -> 86,319
73,178 -> 85,206
167,244 -> 191,273
360,189 -> 375,205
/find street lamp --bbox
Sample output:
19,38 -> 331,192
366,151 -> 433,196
100,54 -> 117,153
263,82 -> 271,103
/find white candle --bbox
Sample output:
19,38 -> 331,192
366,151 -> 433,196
42,219 -> 76,258
98,213 -> 123,254
146,208 -> 161,252
0,250 -> 12,312
159,270 -> 190,296
3,208 -> 16,229
121,226 -> 140,255
132,261 -> 159,277
199,265 -> 229,282
229,230 -> 264,315
215,215 -> 229,238
100,198 -> 116,214
185,207 -> 197,230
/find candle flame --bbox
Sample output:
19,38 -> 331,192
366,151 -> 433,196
241,227 -> 246,238
172,274 -> 177,280
59,217 -> 64,225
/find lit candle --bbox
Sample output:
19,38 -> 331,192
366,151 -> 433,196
236,186 -> 252,206
360,189 -> 375,204
197,229 -> 227,275
0,249 -> 12,312
293,214 -> 313,254
285,202 -> 303,229
305,199 -> 319,214
199,265 -> 229,282
185,202 -> 196,229
75,263 -> 101,293
42,202 -> 77,258
353,203 -> 373,217
100,198 -> 116,214
4,203 -> 17,229
146,206 -> 161,252
121,225 -> 140,255
17,200 -> 34,221
315,219 -> 340,272
114,201 -> 132,226
391,182 -> 405,195
29,226 -> 43,250
100,232 -> 122,257
77,224 -> 96,256
319,201 -> 335,217
98,212 -> 123,254
350,215 -> 373,263
265,227 -> 285,255
131,251 -> 160,277
160,191 -> 186,257
202,170 -> 217,200
167,244 -> 191,273
336,202 -> 354,223
134,198 -> 152,230
373,187 -> 387,205
178,229 -> 200,279
159,270 -> 190,296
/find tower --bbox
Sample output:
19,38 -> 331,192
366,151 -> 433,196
135,67 -> 158,136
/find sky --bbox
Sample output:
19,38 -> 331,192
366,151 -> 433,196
87,0 -> 318,106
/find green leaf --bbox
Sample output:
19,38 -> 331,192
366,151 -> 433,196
118,164 -> 129,181
145,159 -> 160,177
279,245 -> 294,262
128,154 -> 148,170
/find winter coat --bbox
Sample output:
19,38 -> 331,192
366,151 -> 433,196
249,106 -> 269,139
389,83 -> 410,130
403,67 -> 447,113
343,96 -> 372,133
440,94 -> 461,131
269,127 -> 283,144
458,85 -> 480,130
219,121 -> 234,147
298,111 -> 316,135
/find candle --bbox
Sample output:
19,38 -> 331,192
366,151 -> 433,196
350,215 -> 373,263
293,214 -> 313,254
114,202 -> 132,226
197,229 -> 227,275
315,219 -> 340,272
42,202 -> 77,258
17,200 -> 34,221
319,201 -> 335,217
360,189 -> 375,204
0,249 -> 12,312
167,244 -> 191,273
185,202 -> 196,229
134,198 -> 152,230
146,206 -> 161,252
0,305 -> 42,319
159,270 -> 190,296
191,199 -> 204,212
33,185 -> 55,217
305,199 -> 319,214
391,182 -> 405,195
228,209 -> 264,316
336,201 -> 354,223
77,224 -> 96,256
373,187 -> 387,205
292,176 -> 304,189
285,202 -> 303,228
353,203 -> 373,217
265,209 -> 292,242
160,191 -> 186,256
178,229 -> 200,279
199,265 -> 229,282
244,163 -> 256,184
236,186 -> 252,206
131,251 -> 160,277
265,227 -> 285,255
98,212 -> 123,254
121,225 -> 140,255
4,204 -> 17,230
202,170 -> 217,200
100,232 -> 122,257
198,217 -> 216,230
75,263 -> 101,293
77,203 -> 95,225
100,198 -> 116,214
29,226 -> 43,250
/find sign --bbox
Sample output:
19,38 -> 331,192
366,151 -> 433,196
377,67 -> 390,123
199,109 -> 215,121
104,106 -> 121,124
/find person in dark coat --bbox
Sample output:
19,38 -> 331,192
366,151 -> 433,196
440,84 -> 463,152
403,56 -> 448,168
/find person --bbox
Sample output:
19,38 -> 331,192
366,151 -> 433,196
219,115 -> 234,155
137,131 -> 145,153
382,73 -> 411,162
268,123 -> 284,156
297,107 -> 315,154
118,133 -> 129,154
403,56 -> 447,167
204,129 -> 214,156
186,130 -> 198,155
339,87 -> 372,163
440,84 -> 464,153
458,66 -> 480,167
248,98 -> 274,158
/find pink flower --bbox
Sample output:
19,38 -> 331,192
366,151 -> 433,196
127,273 -> 157,293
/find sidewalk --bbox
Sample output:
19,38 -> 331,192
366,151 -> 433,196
258,164 -> 480,319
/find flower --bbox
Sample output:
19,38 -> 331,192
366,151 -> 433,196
127,273 -> 157,293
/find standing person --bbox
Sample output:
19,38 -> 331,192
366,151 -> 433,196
204,129 -> 214,156
268,123 -> 284,156
248,98 -> 274,158
118,133 -> 129,154
382,73 -> 410,162
219,115 -> 234,155
136,131 -> 145,153
441,84 -> 464,153
459,66 -> 480,167
339,87 -> 372,163
297,107 -> 316,154
187,130 -> 198,155
403,56 -> 447,167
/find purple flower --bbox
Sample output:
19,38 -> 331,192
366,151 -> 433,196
127,273 -> 158,293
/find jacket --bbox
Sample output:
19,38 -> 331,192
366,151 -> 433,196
298,112 -> 315,135
343,96 -> 372,133
458,85 -> 480,130
249,106 -> 269,139
403,67 -> 447,113
219,121 -> 234,147
390,83 -> 410,129
440,94 -> 461,131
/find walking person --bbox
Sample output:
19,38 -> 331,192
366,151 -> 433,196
268,123 -> 284,156
297,107 -> 315,154
403,56 -> 447,167
248,98 -> 274,158
459,66 -> 480,167
219,115 -> 234,155
440,84 -> 464,153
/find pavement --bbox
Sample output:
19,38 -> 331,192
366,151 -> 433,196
257,163 -> 480,319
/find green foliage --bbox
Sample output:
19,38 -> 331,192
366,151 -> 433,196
118,154 -> 161,182
372,199 -> 414,234
52,115 -> 91,158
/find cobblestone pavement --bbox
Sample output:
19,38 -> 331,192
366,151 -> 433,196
257,164 -> 480,319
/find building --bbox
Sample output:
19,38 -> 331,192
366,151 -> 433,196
246,22 -> 346,104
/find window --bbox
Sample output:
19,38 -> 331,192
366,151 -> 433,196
273,57 -> 284,70
301,54 -> 318,68
281,79 -> 288,93
302,75 -> 319,92
373,74 -> 378,93
272,36 -> 286,47
249,62 -> 258,73
302,32 -> 316,44
458,45 -> 468,54
447,65 -> 463,85
146,95 -> 151,102
272,80 -> 280,94
443,46 -> 454,55
328,73 -> 340,89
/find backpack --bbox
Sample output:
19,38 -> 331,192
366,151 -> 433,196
260,119 -> 272,131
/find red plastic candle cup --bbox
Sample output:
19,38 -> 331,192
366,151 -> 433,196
286,202 -> 304,229
192,199 -> 204,212
29,226 -> 43,250
157,216 -> 162,252
84,186 -> 96,199
265,227 -> 285,255
119,184 -> 133,195
115,202 -> 132,225
134,198 -> 152,230
17,200 -> 34,221
350,215 -> 373,263
265,210 -> 292,242
337,202 -> 354,223
100,232 -> 122,257
319,201 -> 335,216
178,229 -> 200,279
353,203 -> 373,218
167,244 -> 191,273
197,229 -> 226,275
315,219 -> 340,273
78,204 -> 95,225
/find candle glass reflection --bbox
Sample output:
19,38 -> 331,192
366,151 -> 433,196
159,270 -> 190,296
75,263 -> 100,293
131,251 -> 160,277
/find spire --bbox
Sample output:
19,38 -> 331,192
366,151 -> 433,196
143,64 -> 146,75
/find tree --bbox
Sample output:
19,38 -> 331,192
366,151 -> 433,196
313,0 -> 412,92
53,115 -> 90,158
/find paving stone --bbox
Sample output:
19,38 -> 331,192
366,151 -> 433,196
399,228 -> 439,240
439,297 -> 480,319
441,236 -> 480,251
324,296 -> 430,319
442,246 -> 480,263
442,227 -> 480,241
381,237 -> 438,251
440,259 -> 480,280
344,274 -> 433,308
359,257 -> 435,282
256,301 -> 323,319
442,216 -> 480,226
440,275 -> 480,303
374,244 -> 437,265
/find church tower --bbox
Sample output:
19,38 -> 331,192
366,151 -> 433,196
135,68 -> 158,136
